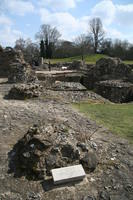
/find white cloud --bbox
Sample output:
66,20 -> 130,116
91,0 -> 133,27
39,0 -> 83,11
117,4 -> 133,12
0,14 -> 12,26
91,0 -> 116,25
106,28 -> 124,39
39,8 -> 89,40
116,4 -> 133,26
4,0 -> 35,16
0,13 -> 25,46
0,26 -> 24,46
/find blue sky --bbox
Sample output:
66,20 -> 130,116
0,0 -> 133,46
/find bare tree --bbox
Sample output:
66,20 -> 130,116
14,38 -> 40,65
75,34 -> 93,62
14,38 -> 26,52
24,41 -> 40,65
75,34 -> 87,62
89,17 -> 104,53
35,24 -> 61,59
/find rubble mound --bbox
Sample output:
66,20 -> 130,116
9,123 -> 98,180
95,80 -> 133,103
6,83 -> 43,100
52,81 -> 87,91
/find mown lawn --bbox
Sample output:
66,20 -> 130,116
73,102 -> 133,142
124,60 -> 133,65
49,54 -> 133,65
50,54 -> 108,64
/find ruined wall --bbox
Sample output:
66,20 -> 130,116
0,47 -> 37,83
83,57 -> 133,90
0,47 -> 24,77
81,57 -> 133,103
95,80 -> 133,103
8,61 -> 37,83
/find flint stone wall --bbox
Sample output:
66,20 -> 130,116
0,47 -> 37,83
8,62 -> 37,83
0,47 -> 24,77
95,80 -> 133,103
83,57 -> 133,89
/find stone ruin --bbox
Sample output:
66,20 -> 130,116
37,60 -> 83,71
83,57 -> 133,103
6,83 -> 43,100
36,56 -> 133,103
1,46 -> 133,103
95,80 -> 133,103
0,47 -> 37,83
83,57 -> 133,89
0,47 -> 43,100
9,123 -> 98,180
52,81 -> 87,91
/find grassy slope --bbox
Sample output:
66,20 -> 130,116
73,102 -> 133,142
124,60 -> 133,64
50,54 -> 133,64
50,54 -> 107,64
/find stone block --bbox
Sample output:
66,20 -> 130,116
51,164 -> 86,185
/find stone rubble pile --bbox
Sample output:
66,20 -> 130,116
52,81 -> 87,91
10,123 -> 98,180
7,83 -> 43,100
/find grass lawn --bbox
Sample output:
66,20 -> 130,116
73,102 -> 133,142
124,60 -> 133,65
49,54 -> 133,65
50,54 -> 108,64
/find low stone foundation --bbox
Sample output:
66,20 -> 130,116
95,80 -> 133,103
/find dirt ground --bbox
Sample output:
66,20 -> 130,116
0,79 -> 133,200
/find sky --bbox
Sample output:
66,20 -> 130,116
0,0 -> 133,46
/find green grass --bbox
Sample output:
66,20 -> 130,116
123,60 -> 133,65
73,102 -> 133,142
49,54 -> 133,65
50,54 -> 108,64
